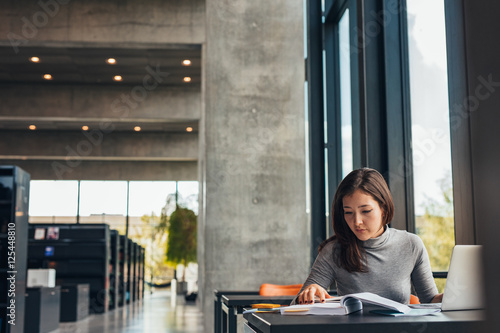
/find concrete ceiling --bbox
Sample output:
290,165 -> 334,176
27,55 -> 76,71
0,44 -> 201,133
0,44 -> 201,85
0,117 -> 199,132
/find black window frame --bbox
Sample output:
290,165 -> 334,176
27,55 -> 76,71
307,0 -> 477,256
324,0 -> 363,239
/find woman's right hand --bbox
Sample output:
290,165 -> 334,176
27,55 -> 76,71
297,284 -> 331,304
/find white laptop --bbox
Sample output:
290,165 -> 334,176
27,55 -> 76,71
440,245 -> 485,311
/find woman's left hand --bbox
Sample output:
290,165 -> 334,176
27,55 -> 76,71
431,293 -> 443,303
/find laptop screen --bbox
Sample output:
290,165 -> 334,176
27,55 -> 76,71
441,245 -> 485,311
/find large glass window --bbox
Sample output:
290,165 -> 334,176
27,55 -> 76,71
129,181 -> 176,217
29,180 -> 78,223
29,179 -> 199,230
407,0 -> 455,291
29,178 -> 198,284
79,181 -> 127,227
339,8 -> 353,178
323,2 -> 357,239
127,180 -> 198,285
127,181 -> 176,238
177,181 -> 199,215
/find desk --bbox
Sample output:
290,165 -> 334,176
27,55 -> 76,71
60,283 -> 89,322
220,294 -> 295,333
243,306 -> 485,333
24,286 -> 61,333
214,290 -> 259,333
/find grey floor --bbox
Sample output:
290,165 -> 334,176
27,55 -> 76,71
56,290 -> 204,333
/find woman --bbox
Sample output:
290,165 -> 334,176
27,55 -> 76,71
296,168 -> 443,305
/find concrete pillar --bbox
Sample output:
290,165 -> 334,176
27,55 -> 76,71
200,1 -> 310,331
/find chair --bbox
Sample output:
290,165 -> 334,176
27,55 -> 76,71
260,284 -> 418,303
410,294 -> 420,304
258,283 -> 303,296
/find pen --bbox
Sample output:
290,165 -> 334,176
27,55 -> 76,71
283,308 -> 310,313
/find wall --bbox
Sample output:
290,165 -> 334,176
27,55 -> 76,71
462,0 -> 500,331
200,0 -> 310,331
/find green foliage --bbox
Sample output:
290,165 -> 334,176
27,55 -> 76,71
166,206 -> 197,280
156,207 -> 169,235
416,172 -> 455,293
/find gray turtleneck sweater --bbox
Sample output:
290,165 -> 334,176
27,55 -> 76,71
296,227 -> 438,304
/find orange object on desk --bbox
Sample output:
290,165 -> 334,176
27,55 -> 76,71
251,303 -> 282,309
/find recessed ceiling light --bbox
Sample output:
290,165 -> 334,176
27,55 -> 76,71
114,75 -> 122,81
82,125 -> 89,131
182,59 -> 192,66
134,126 -> 141,132
107,58 -> 116,65
30,57 -> 40,63
183,77 -> 192,82
43,74 -> 52,80
29,125 -> 36,130
186,127 -> 193,132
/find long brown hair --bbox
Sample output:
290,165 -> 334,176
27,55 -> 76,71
319,168 -> 394,272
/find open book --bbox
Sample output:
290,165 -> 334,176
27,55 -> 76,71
280,292 -> 411,316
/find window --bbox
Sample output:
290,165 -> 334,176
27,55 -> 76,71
322,0 -> 359,238
406,0 -> 455,291
129,181 -> 176,217
177,181 -> 200,215
29,180 -> 78,223
311,2 -> 464,286
78,180 -> 127,227
29,179 -> 199,236
128,181 -> 176,238
339,8 -> 353,178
